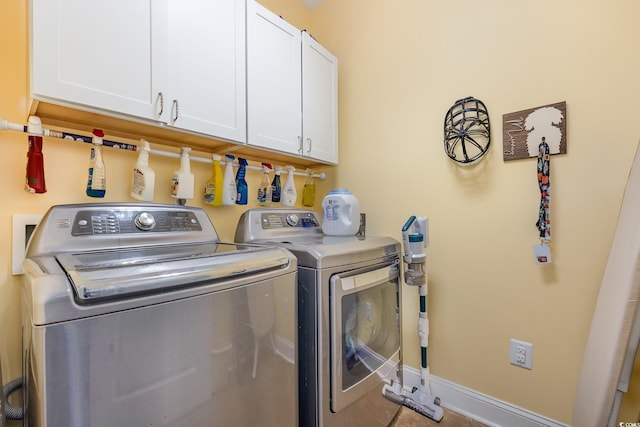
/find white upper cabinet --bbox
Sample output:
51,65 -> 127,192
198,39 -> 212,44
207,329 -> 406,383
302,31 -> 338,164
31,0 -> 156,119
152,0 -> 246,142
247,0 -> 338,164
31,0 -> 336,162
31,0 -> 246,143
246,0 -> 302,156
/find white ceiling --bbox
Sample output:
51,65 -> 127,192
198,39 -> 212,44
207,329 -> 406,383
301,0 -> 325,9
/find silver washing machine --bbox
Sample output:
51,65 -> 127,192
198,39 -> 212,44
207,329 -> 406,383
22,203 -> 298,427
235,208 -> 402,427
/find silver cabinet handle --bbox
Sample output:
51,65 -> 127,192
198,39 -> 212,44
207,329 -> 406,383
156,92 -> 164,118
297,136 -> 303,154
306,137 -> 312,153
172,99 -> 179,123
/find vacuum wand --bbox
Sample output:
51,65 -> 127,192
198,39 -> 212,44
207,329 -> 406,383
383,215 -> 443,422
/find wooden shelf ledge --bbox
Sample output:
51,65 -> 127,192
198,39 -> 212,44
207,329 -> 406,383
29,99 -> 331,170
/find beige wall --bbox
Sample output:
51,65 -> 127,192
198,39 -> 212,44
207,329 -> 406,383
2,0 -> 640,425
1,0 -> 31,393
305,0 -> 640,424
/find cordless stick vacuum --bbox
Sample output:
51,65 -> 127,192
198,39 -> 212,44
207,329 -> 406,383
383,216 -> 444,422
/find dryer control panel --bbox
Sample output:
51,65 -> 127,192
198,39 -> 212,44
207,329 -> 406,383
261,211 -> 319,229
235,208 -> 323,243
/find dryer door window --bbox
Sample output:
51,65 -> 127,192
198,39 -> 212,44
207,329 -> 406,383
329,261 -> 401,413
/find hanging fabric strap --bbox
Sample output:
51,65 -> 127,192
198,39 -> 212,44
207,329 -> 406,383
536,138 -> 551,241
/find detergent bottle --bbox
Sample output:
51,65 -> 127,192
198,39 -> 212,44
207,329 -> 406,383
170,147 -> 195,202
271,166 -> 282,203
321,189 -> 361,236
130,139 -> 155,201
257,163 -> 272,207
282,166 -> 297,207
222,154 -> 237,205
235,158 -> 249,205
302,169 -> 316,207
86,129 -> 106,198
204,154 -> 223,206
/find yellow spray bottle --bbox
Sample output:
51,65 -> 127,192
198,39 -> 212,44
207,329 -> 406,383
302,168 -> 316,207
204,154 -> 223,206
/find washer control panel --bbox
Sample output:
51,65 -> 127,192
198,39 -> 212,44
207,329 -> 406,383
26,204 -> 218,257
260,211 -> 319,229
72,209 -> 202,235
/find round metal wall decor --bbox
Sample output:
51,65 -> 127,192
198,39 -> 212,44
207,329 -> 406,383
443,96 -> 491,164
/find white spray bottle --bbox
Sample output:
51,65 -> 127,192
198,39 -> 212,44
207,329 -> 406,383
222,154 -> 237,205
282,165 -> 297,207
130,139 -> 155,201
170,147 -> 194,203
257,163 -> 272,207
86,129 -> 106,198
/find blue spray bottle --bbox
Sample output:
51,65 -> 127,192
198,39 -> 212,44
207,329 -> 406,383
235,157 -> 248,205
271,166 -> 282,203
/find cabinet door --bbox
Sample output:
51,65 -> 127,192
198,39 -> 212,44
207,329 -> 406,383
153,0 -> 246,143
31,0 -> 158,119
302,31 -> 338,164
246,0 -> 302,155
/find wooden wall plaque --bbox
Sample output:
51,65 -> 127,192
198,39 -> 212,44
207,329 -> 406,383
502,101 -> 566,161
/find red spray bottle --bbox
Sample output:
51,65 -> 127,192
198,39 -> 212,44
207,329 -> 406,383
25,116 -> 46,194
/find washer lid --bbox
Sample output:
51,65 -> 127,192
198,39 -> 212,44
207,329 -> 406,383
253,235 -> 400,269
56,243 -> 291,303
234,208 -> 400,268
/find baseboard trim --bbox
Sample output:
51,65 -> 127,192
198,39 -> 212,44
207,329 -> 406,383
402,366 -> 571,427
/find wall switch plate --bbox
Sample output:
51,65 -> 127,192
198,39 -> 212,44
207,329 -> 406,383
510,338 -> 533,370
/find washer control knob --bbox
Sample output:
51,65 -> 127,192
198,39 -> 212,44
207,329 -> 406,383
135,212 -> 156,231
286,214 -> 299,227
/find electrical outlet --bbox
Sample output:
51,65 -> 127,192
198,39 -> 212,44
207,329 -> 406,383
510,339 -> 533,370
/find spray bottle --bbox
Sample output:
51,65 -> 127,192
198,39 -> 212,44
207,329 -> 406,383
130,139 -> 155,201
222,154 -> 237,205
282,165 -> 297,207
204,154 -> 223,206
170,147 -> 194,203
235,157 -> 249,205
25,116 -> 46,194
86,129 -> 106,198
302,169 -> 316,207
257,163 -> 272,207
271,166 -> 282,203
